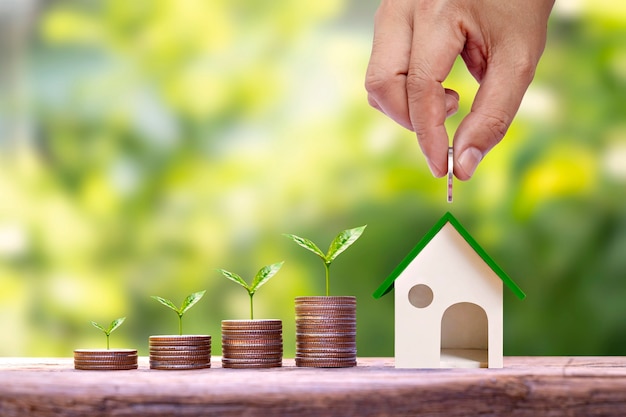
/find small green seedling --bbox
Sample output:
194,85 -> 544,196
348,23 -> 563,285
151,290 -> 206,335
219,261 -> 284,320
91,317 -> 126,350
284,225 -> 366,296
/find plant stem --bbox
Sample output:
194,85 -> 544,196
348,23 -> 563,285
325,263 -> 330,297
106,334 -> 110,350
178,315 -> 183,336
249,293 -> 254,320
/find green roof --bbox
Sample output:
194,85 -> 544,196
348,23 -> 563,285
372,212 -> 526,300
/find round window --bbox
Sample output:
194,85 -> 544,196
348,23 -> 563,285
408,284 -> 434,308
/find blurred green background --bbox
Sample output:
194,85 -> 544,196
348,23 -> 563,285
1,0 -> 625,357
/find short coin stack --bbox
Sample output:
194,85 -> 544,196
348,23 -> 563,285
74,349 -> 138,371
295,296 -> 357,368
221,319 -> 283,369
149,335 -> 211,370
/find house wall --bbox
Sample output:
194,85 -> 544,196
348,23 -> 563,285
394,223 -> 503,368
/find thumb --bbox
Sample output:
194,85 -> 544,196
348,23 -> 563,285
453,60 -> 536,180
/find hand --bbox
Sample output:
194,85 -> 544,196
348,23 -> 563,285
365,0 -> 554,179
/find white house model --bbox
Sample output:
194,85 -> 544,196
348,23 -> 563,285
373,212 -> 525,369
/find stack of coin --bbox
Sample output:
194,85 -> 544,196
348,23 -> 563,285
149,335 -> 211,370
221,319 -> 283,369
74,349 -> 138,370
295,296 -> 357,368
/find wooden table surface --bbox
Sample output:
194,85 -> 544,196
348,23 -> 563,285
1,357 -> 626,416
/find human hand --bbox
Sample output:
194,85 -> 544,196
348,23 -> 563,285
365,0 -> 554,180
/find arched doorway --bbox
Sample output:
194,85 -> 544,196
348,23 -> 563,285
440,302 -> 488,368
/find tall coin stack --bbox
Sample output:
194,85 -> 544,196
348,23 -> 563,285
149,335 -> 211,370
74,349 -> 138,370
221,319 -> 283,368
295,296 -> 357,368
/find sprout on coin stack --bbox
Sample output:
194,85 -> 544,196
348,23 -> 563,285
218,262 -> 284,369
74,317 -> 138,371
149,290 -> 211,370
283,225 -> 366,368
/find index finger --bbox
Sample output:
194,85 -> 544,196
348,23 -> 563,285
407,22 -> 465,177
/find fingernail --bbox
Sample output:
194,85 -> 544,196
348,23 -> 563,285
458,147 -> 483,178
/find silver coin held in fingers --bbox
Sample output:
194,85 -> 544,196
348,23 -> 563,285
447,147 -> 453,203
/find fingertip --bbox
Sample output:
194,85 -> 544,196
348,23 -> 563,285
427,158 -> 447,178
368,95 -> 382,112
455,146 -> 482,180
445,94 -> 459,117
423,142 -> 448,178
444,88 -> 459,101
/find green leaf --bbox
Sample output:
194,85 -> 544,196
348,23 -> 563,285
151,295 -> 179,313
219,269 -> 250,291
250,261 -> 284,294
283,233 -> 325,259
106,317 -> 126,335
180,290 -> 206,315
91,321 -> 106,333
325,225 -> 367,264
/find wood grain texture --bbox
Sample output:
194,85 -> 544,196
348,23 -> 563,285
1,357 -> 626,416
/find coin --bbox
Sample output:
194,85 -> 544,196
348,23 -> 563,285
221,327 -> 281,332
221,320 -> 284,368
149,361 -> 210,368
148,335 -> 211,370
295,311 -> 355,316
222,319 -> 281,324
149,353 -> 210,361
149,342 -> 211,348
150,361 -> 211,369
296,342 -> 354,348
73,356 -> 137,361
222,362 -> 282,369
296,302 -> 356,306
222,346 -> 282,352
150,337 -> 211,346
296,324 -> 356,332
149,335 -> 211,340
149,339 -> 211,344
74,358 -> 138,365
149,350 -> 210,357
296,343 -> 355,350
150,363 -> 210,370
75,364 -> 139,370
73,349 -> 138,371
73,356 -> 139,363
149,346 -> 210,352
295,358 -> 356,368
296,351 -> 356,358
296,333 -> 355,339
72,350 -> 137,357
149,341 -> 211,347
294,317 -> 355,324
222,319 -> 282,329
294,296 -> 357,368
221,339 -> 282,347
447,146 -> 453,203
295,296 -> 356,303
74,348 -> 137,355
222,352 -> 282,360
222,356 -> 282,364
296,316 -> 355,322
221,331 -> 282,338
221,339 -> 281,346
149,352 -> 210,360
